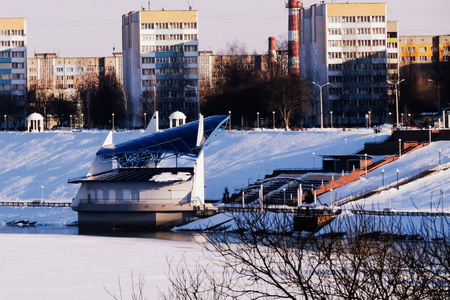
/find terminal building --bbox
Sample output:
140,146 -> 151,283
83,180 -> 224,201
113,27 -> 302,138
122,9 -> 200,128
69,114 -> 228,231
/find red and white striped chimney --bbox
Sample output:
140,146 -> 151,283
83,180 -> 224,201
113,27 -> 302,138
287,0 -> 302,76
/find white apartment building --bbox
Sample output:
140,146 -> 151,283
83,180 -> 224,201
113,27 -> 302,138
122,9 -> 199,128
300,3 -> 389,126
0,18 -> 27,127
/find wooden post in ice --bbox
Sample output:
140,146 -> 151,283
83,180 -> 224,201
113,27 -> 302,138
259,184 -> 264,211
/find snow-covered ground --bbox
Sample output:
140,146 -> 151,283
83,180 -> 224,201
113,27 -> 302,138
2,127 -> 450,299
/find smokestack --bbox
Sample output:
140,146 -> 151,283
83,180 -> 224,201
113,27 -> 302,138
287,0 -> 302,76
268,37 -> 277,62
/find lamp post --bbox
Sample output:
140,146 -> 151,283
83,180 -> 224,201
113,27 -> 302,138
3,114 -> 6,132
396,168 -> 399,190
330,188 -> 333,207
112,113 -> 115,132
388,112 -> 392,124
283,188 -> 286,206
330,111 -> 333,128
401,113 -> 404,126
398,138 -> 402,158
41,185 -> 44,202
387,79 -> 405,129
228,111 -> 231,130
144,112 -> 147,128
272,111 -> 275,129
429,126 -> 432,144
439,148 -> 442,165
81,113 -> 84,132
312,81 -> 330,129
428,79 -> 440,109
382,169 -> 385,186
257,112 -> 259,129
70,115 -> 72,131
312,152 -> 315,169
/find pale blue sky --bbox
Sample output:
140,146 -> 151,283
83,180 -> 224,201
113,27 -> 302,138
2,0 -> 450,57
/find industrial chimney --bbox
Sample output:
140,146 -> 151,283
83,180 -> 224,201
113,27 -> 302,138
287,0 -> 302,76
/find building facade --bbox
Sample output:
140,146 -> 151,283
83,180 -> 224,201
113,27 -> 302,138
300,3 -> 389,126
399,35 -> 450,65
122,9 -> 199,128
27,52 -> 123,99
0,18 -> 27,128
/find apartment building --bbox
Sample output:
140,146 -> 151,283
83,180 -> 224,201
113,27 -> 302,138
0,18 -> 27,126
300,2 -> 389,126
122,9 -> 199,128
399,35 -> 450,65
27,52 -> 123,99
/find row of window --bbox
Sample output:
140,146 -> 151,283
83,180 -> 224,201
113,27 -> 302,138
0,30 -> 25,36
400,47 -> 429,53
329,87 -> 386,95
0,41 -> 24,47
328,16 -> 386,23
141,56 -> 198,65
142,79 -> 198,86
141,45 -> 198,53
328,63 -> 387,71
328,27 -> 386,35
0,73 -> 24,80
141,22 -> 197,30
142,34 -> 198,41
401,56 -> 434,62
0,84 -> 26,90
328,51 -> 386,59
328,39 -> 387,48
387,42 -> 397,49
329,75 -> 386,83
0,51 -> 25,58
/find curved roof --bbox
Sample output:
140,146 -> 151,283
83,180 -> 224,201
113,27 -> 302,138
27,112 -> 44,120
169,111 -> 186,119
96,115 -> 228,166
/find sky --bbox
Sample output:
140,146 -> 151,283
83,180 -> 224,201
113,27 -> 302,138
2,0 -> 450,58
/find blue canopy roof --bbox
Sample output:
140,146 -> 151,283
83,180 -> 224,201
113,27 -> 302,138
96,115 -> 228,167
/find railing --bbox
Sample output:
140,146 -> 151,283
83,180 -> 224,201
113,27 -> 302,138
76,198 -> 184,205
351,209 -> 450,217
0,201 -> 71,207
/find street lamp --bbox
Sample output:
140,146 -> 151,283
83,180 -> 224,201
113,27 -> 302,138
330,111 -> 333,128
428,79 -> 441,109
283,188 -> 286,206
3,114 -> 6,132
112,113 -> 115,132
257,112 -> 259,129
401,113 -> 404,126
228,111 -> 231,130
144,112 -> 147,128
272,111 -> 275,129
387,79 -> 405,129
388,112 -> 392,124
382,169 -> 385,186
396,168 -> 399,190
312,81 -> 330,130
81,113 -> 84,132
398,138 -> 402,158
312,152 -> 315,169
429,126 -> 432,144
368,111 -> 371,128
70,115 -> 72,131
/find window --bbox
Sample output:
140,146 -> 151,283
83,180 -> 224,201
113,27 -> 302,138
67,84 -> 74,88
142,68 -> 155,75
67,67 -> 74,72
408,47 -> 416,52
56,67 -> 63,72
141,23 -> 154,30
419,56 -> 428,62
67,75 -> 74,80
419,47 -> 427,52
142,57 -> 155,64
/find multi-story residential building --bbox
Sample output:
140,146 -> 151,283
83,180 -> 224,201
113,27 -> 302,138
122,9 -> 199,128
0,18 -> 27,127
399,35 -> 450,65
27,52 -> 123,99
300,2 -> 389,126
